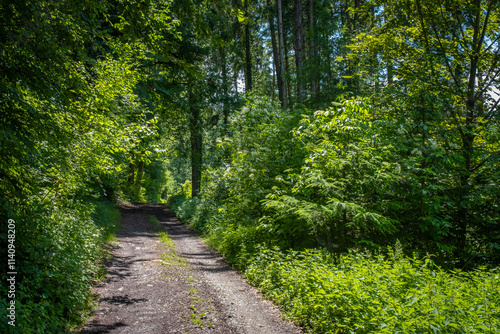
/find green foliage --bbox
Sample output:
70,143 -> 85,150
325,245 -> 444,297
174,92 -> 499,333
180,180 -> 193,199
130,184 -> 148,203
143,160 -> 176,203
0,43 -> 152,332
245,247 -> 500,333
173,92 -> 497,266
2,0 -> 499,332
346,0 -> 500,264
264,100 -> 400,252
170,180 -> 197,222
93,201 -> 122,242
172,196 -> 199,223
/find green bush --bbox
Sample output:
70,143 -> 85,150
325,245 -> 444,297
171,196 -> 199,222
245,247 -> 500,333
190,96 -> 499,267
143,160 -> 176,203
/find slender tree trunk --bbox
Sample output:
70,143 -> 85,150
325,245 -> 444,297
350,0 -> 360,92
455,2 -> 483,262
295,0 -> 305,101
268,0 -> 282,104
477,70 -> 484,116
234,63 -> 239,96
189,89 -> 202,197
271,63 -> 276,101
128,152 -> 135,184
387,63 -> 394,85
345,1 -> 351,34
344,1 -> 355,91
233,0 -> 242,97
354,0 -> 360,32
221,46 -> 229,127
277,0 -> 287,107
308,0 -> 319,98
384,3 -> 393,86
419,95 -> 427,220
135,152 -> 145,186
325,33 -> 332,84
285,35 -> 292,102
244,0 -> 252,93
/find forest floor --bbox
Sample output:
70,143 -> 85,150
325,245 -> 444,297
79,203 -> 303,334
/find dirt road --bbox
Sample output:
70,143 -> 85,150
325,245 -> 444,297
80,203 -> 302,334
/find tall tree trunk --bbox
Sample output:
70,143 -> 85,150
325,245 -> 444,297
233,0 -> 242,97
384,3 -> 393,86
455,0 -> 483,263
268,0 -> 282,104
419,95 -> 427,221
285,32 -> 292,102
271,64 -> 276,101
221,46 -> 230,127
295,0 -> 305,101
325,32 -> 332,84
387,63 -> 394,85
354,0 -> 360,32
189,89 -> 202,197
244,0 -> 252,93
135,151 -> 145,186
346,0 -> 360,92
234,63 -> 239,96
345,1 -> 351,34
307,0 -> 319,98
345,0 -> 360,34
277,0 -> 287,107
128,151 -> 135,184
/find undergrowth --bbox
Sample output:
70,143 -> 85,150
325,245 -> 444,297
173,193 -> 500,333
245,247 -> 500,333
0,200 -> 121,334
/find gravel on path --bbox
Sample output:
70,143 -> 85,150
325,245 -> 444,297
80,203 -> 303,334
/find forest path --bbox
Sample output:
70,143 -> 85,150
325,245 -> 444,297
80,203 -> 302,334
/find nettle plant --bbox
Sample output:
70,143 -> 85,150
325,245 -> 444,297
245,247 -> 500,334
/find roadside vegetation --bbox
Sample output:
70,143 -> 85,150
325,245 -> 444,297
247,248 -> 499,333
0,199 -> 121,333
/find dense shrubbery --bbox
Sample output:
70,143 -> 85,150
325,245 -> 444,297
0,4 -> 155,330
245,247 -> 500,333
0,199 -> 121,333
173,97 -> 307,264
175,96 -> 500,265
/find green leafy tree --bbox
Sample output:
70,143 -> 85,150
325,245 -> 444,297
346,0 -> 500,263
265,101 -> 400,251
